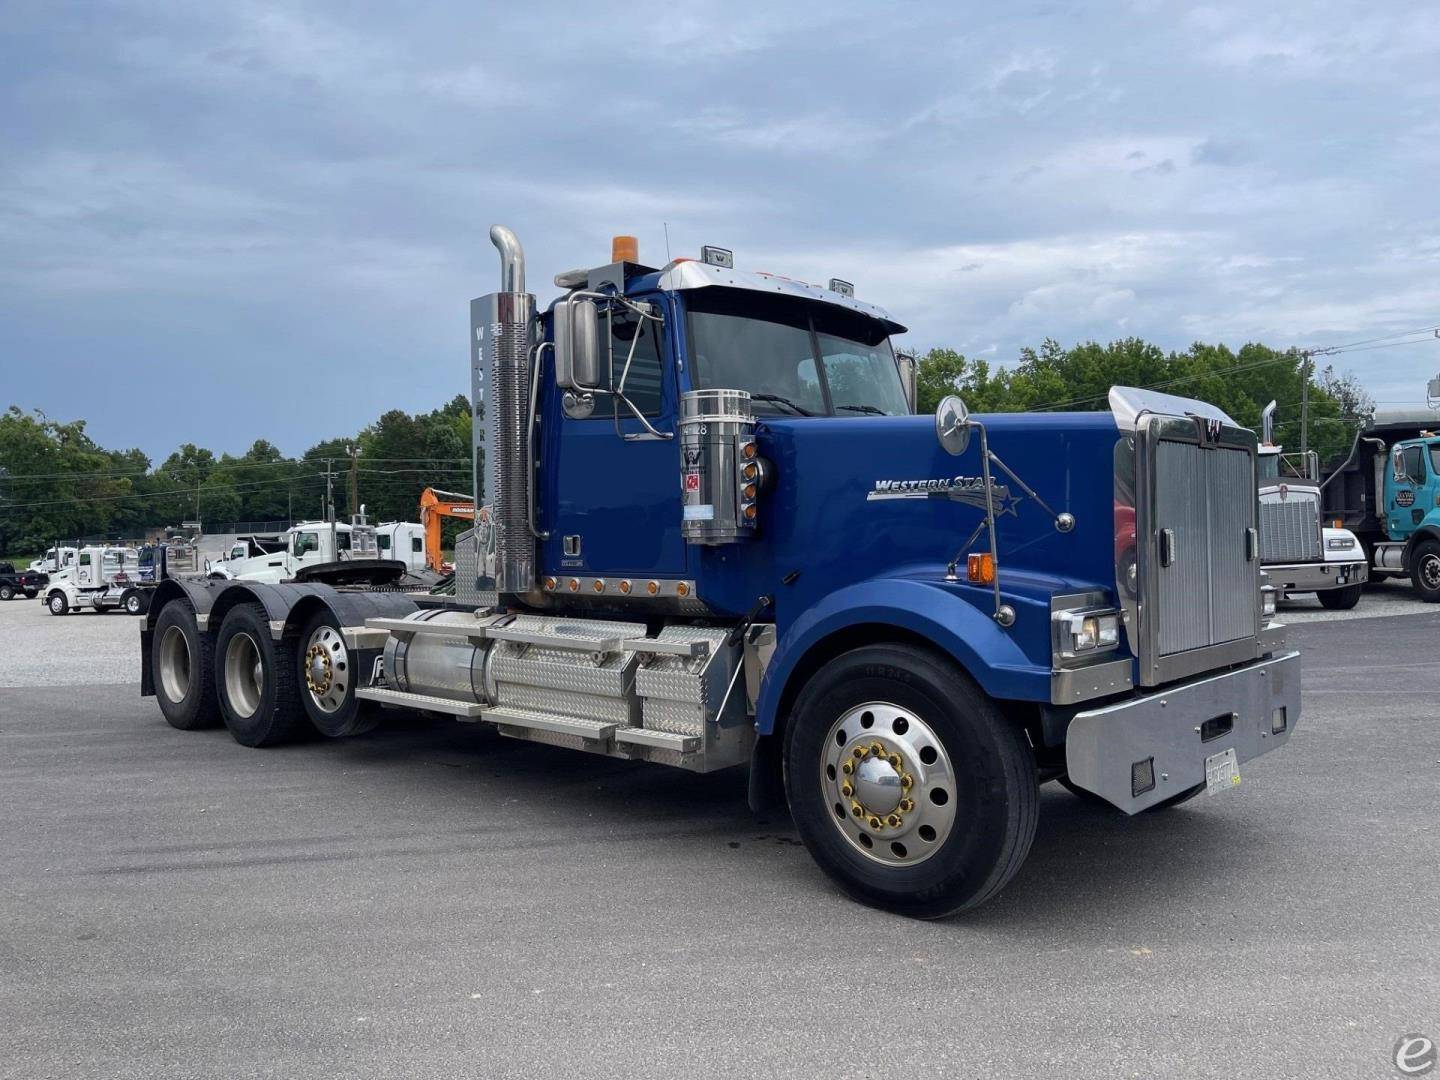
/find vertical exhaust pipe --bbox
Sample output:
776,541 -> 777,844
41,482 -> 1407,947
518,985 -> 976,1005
1260,400 -> 1276,446
470,225 -> 538,601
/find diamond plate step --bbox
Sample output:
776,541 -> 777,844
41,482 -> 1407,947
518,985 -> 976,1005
355,686 -> 484,718
614,727 -> 701,754
365,616 -> 490,640
484,706 -> 615,742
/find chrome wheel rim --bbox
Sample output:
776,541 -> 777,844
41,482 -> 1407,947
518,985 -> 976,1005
303,624 -> 348,714
820,701 -> 957,867
1422,554 -> 1440,590
224,632 -> 264,718
126,595 -> 141,614
158,624 -> 191,703
49,595 -> 63,613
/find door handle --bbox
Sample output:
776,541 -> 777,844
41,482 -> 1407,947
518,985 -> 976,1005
1159,528 -> 1177,568
1244,527 -> 1258,561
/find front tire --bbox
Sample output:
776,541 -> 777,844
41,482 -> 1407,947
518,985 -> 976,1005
297,608 -> 373,738
783,643 -> 1039,919
0,584 -> 13,601
214,602 -> 306,747
151,601 -> 221,730
1317,583 -> 1363,610
47,591 -> 69,616
122,590 -> 146,616
1410,540 -> 1440,602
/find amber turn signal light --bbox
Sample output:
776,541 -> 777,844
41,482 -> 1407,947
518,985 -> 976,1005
967,552 -> 995,584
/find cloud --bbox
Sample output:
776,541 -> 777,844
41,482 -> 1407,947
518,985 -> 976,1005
2,0 -> 1439,458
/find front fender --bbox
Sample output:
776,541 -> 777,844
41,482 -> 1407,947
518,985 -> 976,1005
754,576 -> 1051,736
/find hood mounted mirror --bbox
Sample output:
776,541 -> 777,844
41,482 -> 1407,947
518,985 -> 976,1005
935,395 -> 972,456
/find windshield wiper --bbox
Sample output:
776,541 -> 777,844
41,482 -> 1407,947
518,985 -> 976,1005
750,393 -> 815,416
836,404 -> 886,415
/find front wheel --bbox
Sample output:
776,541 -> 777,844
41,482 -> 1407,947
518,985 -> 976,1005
784,643 -> 1038,919
1317,583 -> 1363,610
1410,540 -> 1440,602
24,589 -> 37,599
47,592 -> 69,616
0,584 -> 13,601
123,590 -> 145,616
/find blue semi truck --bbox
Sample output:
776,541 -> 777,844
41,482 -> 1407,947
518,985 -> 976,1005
139,226 -> 1300,916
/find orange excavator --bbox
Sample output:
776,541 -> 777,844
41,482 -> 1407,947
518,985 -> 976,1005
418,487 -> 475,572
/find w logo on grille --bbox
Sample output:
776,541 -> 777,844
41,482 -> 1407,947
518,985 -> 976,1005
1191,415 -> 1224,445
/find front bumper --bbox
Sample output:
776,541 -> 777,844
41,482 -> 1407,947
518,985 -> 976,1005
1064,650 -> 1300,814
1264,559 -> 1366,595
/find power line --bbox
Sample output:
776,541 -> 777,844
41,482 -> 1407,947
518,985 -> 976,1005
0,456 -> 470,483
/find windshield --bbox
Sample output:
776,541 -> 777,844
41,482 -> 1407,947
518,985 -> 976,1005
686,289 -> 908,417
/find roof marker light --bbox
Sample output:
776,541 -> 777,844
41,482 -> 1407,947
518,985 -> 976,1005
828,278 -> 855,298
701,245 -> 734,268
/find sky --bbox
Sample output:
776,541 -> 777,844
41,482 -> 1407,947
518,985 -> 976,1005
2,0 -> 1438,462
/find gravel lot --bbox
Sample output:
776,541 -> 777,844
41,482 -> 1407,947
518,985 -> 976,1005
1,603 -> 1437,1078
0,593 -> 140,686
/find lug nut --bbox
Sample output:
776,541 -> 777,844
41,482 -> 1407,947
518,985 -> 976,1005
852,747 -> 865,759
887,753 -> 902,770
867,816 -> 882,830
901,774 -> 914,789
841,760 -> 854,775
841,782 -> 853,798
851,802 -> 864,818
887,814 -> 902,828
899,798 -> 915,814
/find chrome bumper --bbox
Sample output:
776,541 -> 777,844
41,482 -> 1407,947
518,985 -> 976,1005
1064,650 -> 1300,814
1264,559 -> 1366,594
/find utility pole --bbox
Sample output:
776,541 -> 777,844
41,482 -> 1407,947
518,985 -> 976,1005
321,459 -> 339,559
347,444 -> 359,523
1299,351 -> 1312,458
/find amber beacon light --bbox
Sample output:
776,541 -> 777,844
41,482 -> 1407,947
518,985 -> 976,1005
612,235 -> 639,262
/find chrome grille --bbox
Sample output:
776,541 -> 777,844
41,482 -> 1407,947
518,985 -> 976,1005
1259,492 -> 1321,563
1152,440 -> 1259,657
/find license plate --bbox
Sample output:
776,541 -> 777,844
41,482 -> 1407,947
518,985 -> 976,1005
1205,748 -> 1241,796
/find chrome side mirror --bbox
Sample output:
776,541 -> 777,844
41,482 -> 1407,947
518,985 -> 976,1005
554,296 -> 600,390
935,395 -> 971,456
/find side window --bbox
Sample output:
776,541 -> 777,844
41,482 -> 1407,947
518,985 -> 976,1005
1403,445 -> 1426,485
1428,445 -> 1440,478
411,536 -> 423,553
80,553 -> 91,566
595,310 -> 663,418
377,535 -> 391,552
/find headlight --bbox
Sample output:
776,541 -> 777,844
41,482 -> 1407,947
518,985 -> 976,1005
1326,536 -> 1356,551
1053,607 -> 1121,660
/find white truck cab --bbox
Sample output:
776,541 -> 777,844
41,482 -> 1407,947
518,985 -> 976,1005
44,545 -> 149,615
375,522 -> 426,572
208,521 -> 382,584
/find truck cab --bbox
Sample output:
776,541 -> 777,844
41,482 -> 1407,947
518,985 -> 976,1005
209,520 -> 382,583
375,522 -> 427,573
44,545 -> 149,615
1255,402 -> 1367,609
1376,435 -> 1440,599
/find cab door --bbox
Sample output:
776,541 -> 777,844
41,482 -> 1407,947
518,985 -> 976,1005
1389,444 -> 1427,536
539,295 -> 686,579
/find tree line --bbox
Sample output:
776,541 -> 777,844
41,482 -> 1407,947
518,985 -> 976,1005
1,338 -> 1371,555
0,396 -> 472,554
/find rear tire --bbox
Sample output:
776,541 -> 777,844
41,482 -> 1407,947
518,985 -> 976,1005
0,584 -> 13,601
1317,583 -> 1363,610
214,602 -> 306,747
297,608 -> 374,738
783,643 -> 1039,919
152,600 -> 221,730
1410,540 -> 1440,602
47,591 -> 69,616
122,590 -> 147,616
24,589 -> 37,599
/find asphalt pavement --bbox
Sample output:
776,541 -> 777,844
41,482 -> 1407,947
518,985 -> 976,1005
1,614 -> 1437,1079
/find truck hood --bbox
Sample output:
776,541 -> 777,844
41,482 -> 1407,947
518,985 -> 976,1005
699,410 -> 1124,620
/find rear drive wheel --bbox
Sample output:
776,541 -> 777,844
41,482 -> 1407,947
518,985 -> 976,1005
47,591 -> 69,616
1410,540 -> 1440,602
24,589 -> 38,599
784,643 -> 1038,919
297,608 -> 373,738
0,584 -> 13,601
151,600 -> 221,730
1317,583 -> 1363,610
214,602 -> 305,747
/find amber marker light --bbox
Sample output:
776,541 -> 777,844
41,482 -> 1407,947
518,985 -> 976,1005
646,580 -> 660,596
618,580 -> 632,594
612,235 -> 638,262
967,552 -> 996,584
676,582 -> 690,598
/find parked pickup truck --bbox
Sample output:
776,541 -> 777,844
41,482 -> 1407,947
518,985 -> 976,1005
0,561 -> 48,601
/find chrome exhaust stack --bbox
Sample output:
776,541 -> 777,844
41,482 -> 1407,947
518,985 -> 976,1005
1260,399 -> 1276,446
469,225 -> 539,602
